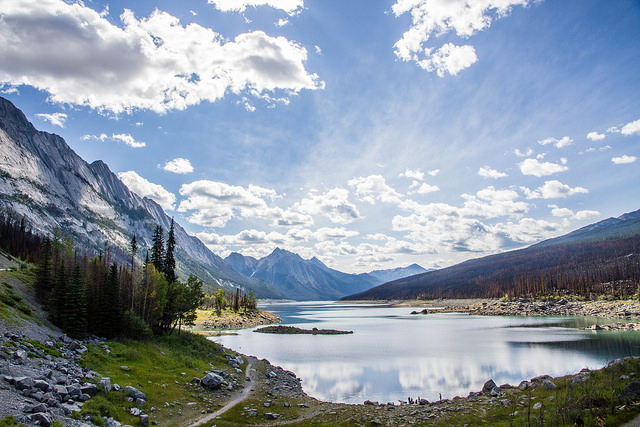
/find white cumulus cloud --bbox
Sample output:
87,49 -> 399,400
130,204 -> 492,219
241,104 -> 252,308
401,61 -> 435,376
178,180 -> 284,227
586,131 -> 605,141
478,166 -> 507,179
538,136 -> 573,148
348,175 -> 403,205
81,133 -> 146,148
293,188 -> 361,225
522,180 -> 588,199
400,168 -> 425,181
163,158 -> 194,174
392,0 -> 529,75
208,0 -> 303,15
35,112 -> 67,128
519,158 -> 568,177
118,171 -> 176,210
0,0 -> 322,114
612,155 -> 637,164
621,119 -> 640,136
418,43 -> 478,77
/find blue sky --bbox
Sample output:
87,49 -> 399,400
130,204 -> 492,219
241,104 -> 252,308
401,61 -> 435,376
1,0 -> 639,273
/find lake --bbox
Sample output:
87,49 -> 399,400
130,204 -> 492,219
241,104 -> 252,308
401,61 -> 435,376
212,301 -> 640,404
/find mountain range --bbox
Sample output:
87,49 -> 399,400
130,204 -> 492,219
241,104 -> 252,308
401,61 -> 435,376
345,209 -> 640,301
225,248 -> 428,300
0,96 -> 425,300
0,96 -> 284,297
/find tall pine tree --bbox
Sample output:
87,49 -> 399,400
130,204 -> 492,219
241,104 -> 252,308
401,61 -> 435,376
151,225 -> 164,273
164,219 -> 176,283
35,237 -> 53,303
65,264 -> 87,338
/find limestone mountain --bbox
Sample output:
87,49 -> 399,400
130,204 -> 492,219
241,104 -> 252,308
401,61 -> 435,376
0,96 -> 283,298
225,248 -> 428,300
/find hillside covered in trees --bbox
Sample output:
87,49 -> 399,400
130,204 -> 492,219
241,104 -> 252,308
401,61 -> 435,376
0,212 -> 255,338
345,209 -> 640,301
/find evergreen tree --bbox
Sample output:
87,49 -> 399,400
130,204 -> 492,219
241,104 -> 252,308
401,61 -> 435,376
130,234 -> 137,272
35,237 -> 53,303
102,263 -> 123,338
151,225 -> 164,273
129,234 -> 138,311
164,219 -> 176,283
49,262 -> 67,326
65,264 -> 87,338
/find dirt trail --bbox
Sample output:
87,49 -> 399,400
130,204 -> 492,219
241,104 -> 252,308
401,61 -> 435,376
189,357 -> 257,426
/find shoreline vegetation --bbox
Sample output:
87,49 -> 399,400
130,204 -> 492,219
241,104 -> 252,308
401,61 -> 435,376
192,307 -> 281,332
254,325 -> 353,334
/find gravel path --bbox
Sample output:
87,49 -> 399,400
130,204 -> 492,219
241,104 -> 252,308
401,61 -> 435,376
188,356 -> 256,426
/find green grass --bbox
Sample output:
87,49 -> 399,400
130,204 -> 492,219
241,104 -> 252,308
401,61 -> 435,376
80,332 -> 243,426
0,280 -> 32,319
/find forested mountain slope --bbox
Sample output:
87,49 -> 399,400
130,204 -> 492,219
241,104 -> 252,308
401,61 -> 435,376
345,210 -> 640,300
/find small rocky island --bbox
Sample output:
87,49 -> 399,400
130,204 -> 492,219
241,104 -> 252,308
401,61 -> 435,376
254,325 -> 353,335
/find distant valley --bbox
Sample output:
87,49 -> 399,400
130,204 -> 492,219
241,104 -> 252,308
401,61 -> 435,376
226,248 -> 428,300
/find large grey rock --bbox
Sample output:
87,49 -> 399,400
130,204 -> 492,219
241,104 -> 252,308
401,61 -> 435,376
201,373 -> 225,390
14,376 -> 34,391
27,412 -> 53,427
619,381 -> 640,401
81,383 -> 98,396
99,377 -> 112,392
482,379 -> 497,393
123,386 -> 146,400
542,379 -> 558,390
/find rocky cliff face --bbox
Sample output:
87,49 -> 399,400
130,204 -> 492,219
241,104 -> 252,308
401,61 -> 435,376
0,97 -> 282,297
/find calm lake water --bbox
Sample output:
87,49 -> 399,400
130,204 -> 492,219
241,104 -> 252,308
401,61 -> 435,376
212,301 -> 640,404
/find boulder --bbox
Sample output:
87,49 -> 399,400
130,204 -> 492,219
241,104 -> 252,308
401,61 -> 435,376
264,413 -> 280,420
81,383 -> 98,396
14,376 -> 34,391
200,372 -> 224,390
99,377 -> 112,392
33,379 -> 50,391
482,379 -> 497,393
140,414 -> 149,426
542,380 -> 558,391
27,412 -> 53,427
619,381 -> 640,402
123,385 -> 147,400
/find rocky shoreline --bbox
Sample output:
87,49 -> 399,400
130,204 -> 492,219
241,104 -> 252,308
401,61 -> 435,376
468,298 -> 640,324
199,309 -> 281,330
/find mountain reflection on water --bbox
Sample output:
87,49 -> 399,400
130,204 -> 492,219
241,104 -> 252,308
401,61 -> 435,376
212,301 -> 640,404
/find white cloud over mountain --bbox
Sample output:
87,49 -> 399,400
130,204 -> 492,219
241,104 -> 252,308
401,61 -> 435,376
81,133 -> 146,148
35,112 -> 67,128
118,170 -> 176,210
0,0 -> 322,114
